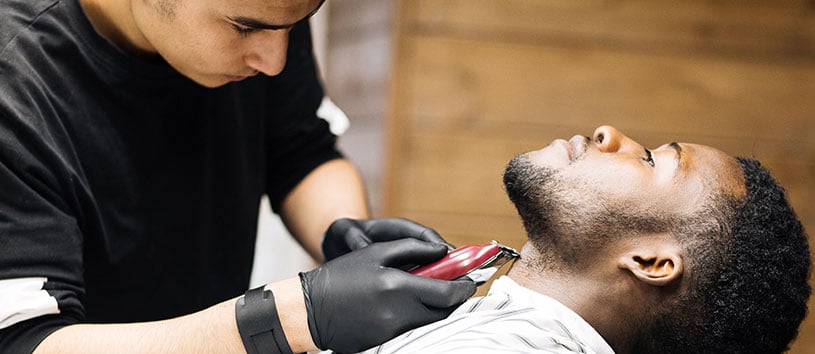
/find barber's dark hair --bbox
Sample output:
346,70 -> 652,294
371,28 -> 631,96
642,157 -> 812,354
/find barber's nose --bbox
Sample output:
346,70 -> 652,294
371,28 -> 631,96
244,30 -> 289,76
592,125 -> 643,154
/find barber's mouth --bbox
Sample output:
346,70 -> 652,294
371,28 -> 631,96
226,71 -> 259,82
226,75 -> 250,82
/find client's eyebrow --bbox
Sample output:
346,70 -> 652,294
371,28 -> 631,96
669,142 -> 682,156
669,142 -> 683,172
228,0 -> 326,30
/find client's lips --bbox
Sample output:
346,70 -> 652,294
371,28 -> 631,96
550,139 -> 572,159
568,135 -> 588,162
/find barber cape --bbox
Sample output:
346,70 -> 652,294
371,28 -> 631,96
359,276 -> 615,354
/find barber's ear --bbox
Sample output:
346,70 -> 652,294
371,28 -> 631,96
618,248 -> 683,287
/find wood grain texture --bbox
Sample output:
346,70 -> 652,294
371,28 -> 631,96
386,1 -> 815,352
408,0 -> 815,60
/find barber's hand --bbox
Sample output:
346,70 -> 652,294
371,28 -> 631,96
300,238 -> 477,353
322,218 -> 450,261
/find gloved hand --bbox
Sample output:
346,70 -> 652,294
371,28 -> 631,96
322,218 -> 451,261
300,238 -> 477,353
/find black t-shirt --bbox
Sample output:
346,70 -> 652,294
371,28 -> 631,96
0,0 -> 341,350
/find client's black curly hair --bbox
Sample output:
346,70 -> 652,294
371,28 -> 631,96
643,158 -> 812,354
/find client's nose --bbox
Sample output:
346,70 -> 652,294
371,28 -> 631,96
592,125 -> 644,154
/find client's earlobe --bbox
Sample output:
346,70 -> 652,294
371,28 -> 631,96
619,250 -> 683,287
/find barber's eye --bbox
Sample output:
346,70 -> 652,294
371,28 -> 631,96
643,149 -> 655,167
232,24 -> 257,38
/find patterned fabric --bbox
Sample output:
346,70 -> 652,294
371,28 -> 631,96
359,276 -> 615,354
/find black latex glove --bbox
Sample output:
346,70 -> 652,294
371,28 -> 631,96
300,238 -> 477,353
322,218 -> 451,261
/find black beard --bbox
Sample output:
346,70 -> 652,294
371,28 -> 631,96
504,155 -> 572,252
502,154 -> 591,266
503,154 -> 674,268
503,154 -> 559,240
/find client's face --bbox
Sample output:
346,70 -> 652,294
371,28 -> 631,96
503,125 -> 746,263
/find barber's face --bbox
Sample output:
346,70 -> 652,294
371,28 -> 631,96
503,125 -> 746,256
131,0 -> 324,88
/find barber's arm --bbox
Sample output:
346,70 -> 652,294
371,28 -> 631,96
33,292 -> 249,353
279,158 -> 369,262
265,21 -> 370,263
34,239 -> 476,354
32,278 -> 305,354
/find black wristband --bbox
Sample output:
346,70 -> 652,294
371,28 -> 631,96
235,286 -> 294,354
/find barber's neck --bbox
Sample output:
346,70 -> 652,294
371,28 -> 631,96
80,0 -> 158,59
507,243 -> 642,354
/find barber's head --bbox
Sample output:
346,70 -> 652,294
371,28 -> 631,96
129,0 -> 324,87
503,125 -> 811,353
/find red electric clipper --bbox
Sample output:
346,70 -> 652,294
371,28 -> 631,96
409,240 -> 520,285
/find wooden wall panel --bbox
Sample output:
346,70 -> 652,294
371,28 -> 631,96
410,0 -> 815,59
400,37 -> 815,150
385,0 -> 815,351
391,37 -> 815,225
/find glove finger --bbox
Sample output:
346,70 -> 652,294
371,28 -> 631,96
406,276 -> 477,308
368,219 -> 450,248
364,239 -> 449,268
344,227 -> 372,251
422,303 -> 459,322
323,219 -> 371,260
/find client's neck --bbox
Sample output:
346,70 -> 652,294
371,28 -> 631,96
506,243 -> 639,354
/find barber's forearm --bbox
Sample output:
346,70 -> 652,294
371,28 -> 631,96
281,158 -> 369,262
34,278 -> 316,354
34,298 -> 244,354
265,277 -> 315,352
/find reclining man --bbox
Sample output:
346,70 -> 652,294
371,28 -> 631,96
363,125 -> 812,354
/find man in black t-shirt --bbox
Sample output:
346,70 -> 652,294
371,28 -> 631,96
0,0 -> 476,352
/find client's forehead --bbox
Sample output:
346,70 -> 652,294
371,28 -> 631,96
679,143 -> 746,200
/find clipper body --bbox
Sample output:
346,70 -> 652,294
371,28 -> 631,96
410,241 -> 520,284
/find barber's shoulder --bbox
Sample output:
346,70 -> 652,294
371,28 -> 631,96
0,0 -> 64,48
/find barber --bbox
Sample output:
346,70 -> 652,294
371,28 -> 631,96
0,0 -> 474,353
28,219 -> 476,353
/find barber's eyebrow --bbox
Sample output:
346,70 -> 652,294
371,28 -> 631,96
227,0 -> 326,30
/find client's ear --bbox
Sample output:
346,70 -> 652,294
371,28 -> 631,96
618,242 -> 683,287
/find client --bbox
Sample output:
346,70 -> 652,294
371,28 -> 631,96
363,125 -> 812,354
